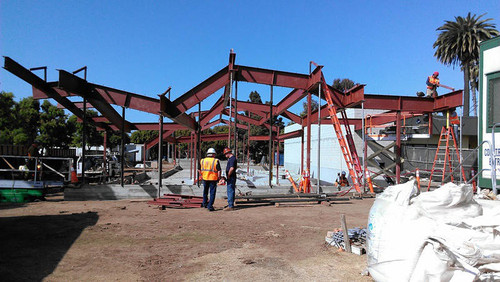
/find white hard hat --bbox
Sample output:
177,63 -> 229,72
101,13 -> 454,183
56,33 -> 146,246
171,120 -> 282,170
207,148 -> 216,155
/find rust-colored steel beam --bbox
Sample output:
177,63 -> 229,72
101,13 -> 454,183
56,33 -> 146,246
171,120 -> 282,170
2,57 -> 112,130
173,66 -> 230,113
282,110 -> 302,125
145,130 -> 176,150
249,135 -> 276,141
134,122 -> 187,131
362,90 -> 462,112
235,100 -> 270,114
93,86 -> 159,114
274,88 -> 306,117
199,95 -> 225,126
177,133 -> 234,143
277,129 -> 303,141
160,95 -> 199,131
201,119 -> 223,130
58,70 -> 136,132
234,65 -> 323,90
221,109 -> 261,126
221,119 -> 249,130
57,102 -> 93,109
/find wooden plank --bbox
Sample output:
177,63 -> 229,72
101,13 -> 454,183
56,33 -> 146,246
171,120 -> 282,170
341,214 -> 351,253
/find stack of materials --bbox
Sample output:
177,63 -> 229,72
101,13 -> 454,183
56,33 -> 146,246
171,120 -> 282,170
148,194 -> 203,209
325,227 -> 367,253
367,180 -> 500,281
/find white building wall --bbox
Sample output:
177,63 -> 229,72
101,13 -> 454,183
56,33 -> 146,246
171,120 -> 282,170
284,108 -> 385,184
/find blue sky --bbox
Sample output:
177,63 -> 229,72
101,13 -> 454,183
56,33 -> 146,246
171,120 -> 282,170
1,0 -> 499,123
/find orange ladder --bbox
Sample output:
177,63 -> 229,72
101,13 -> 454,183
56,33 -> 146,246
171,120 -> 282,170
427,126 -> 467,191
321,77 -> 363,193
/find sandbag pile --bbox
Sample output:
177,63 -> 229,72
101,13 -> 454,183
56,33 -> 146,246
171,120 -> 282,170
367,180 -> 500,281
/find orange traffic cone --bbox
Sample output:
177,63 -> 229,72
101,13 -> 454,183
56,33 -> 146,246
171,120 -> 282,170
71,167 -> 78,183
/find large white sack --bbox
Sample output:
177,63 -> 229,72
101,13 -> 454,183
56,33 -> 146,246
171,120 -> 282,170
367,180 -> 437,281
367,181 -> 500,281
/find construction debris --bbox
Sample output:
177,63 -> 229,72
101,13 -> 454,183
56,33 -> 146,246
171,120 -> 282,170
148,194 -> 203,209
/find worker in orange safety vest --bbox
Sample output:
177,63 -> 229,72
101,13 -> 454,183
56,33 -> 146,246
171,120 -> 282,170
449,108 -> 460,139
426,71 -> 440,98
198,148 -> 221,211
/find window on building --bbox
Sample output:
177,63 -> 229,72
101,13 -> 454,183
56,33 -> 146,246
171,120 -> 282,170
487,71 -> 500,129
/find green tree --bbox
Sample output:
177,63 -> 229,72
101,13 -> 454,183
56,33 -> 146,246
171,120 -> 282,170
332,78 -> 357,92
69,110 -> 103,149
0,92 -> 17,144
300,99 -> 318,118
39,100 -> 74,148
15,97 -> 40,145
433,13 -> 499,116
130,130 -> 158,144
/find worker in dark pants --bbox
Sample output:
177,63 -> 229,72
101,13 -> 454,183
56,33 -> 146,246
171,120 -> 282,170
223,148 -> 237,211
198,148 -> 221,212
335,171 -> 349,191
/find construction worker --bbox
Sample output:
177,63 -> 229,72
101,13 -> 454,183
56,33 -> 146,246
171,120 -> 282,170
198,148 -> 221,211
223,147 -> 237,211
449,108 -> 460,139
426,72 -> 440,98
335,171 -> 349,190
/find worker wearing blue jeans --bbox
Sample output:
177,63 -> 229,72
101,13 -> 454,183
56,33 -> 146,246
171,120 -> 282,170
199,148 -> 221,211
223,148 -> 237,211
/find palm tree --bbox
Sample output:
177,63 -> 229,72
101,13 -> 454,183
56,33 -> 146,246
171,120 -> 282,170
433,13 -> 499,116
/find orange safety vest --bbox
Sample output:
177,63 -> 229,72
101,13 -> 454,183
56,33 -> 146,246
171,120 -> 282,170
450,113 -> 460,125
200,157 -> 219,181
427,76 -> 440,89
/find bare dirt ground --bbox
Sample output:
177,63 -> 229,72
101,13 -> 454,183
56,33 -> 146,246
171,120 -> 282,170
0,193 -> 374,281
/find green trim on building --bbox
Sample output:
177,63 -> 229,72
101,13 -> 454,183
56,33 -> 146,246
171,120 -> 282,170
478,36 -> 500,188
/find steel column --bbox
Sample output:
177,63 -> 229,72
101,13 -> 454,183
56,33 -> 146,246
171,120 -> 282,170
158,114 -> 163,197
82,98 -> 87,184
120,107 -> 125,187
247,126 -> 250,175
317,83 -> 321,193
103,130 -> 107,177
396,111 -> 401,184
234,81 -> 238,158
269,86 -> 273,187
301,125 -> 304,174
276,131 -> 280,185
307,92 -> 312,175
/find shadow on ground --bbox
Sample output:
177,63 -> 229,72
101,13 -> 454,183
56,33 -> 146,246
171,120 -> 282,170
0,212 -> 98,281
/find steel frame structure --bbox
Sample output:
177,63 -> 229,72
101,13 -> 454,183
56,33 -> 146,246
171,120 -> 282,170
3,51 -> 463,189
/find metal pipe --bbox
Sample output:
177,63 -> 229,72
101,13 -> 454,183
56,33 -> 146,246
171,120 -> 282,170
228,71 -> 233,148
362,102 -> 366,192
197,102 -> 202,187
269,85 -> 273,187
395,111 -> 401,184
82,98 -> 86,184
460,115 -> 463,184
317,82 -> 321,193
234,80 -> 238,158
120,106 -> 125,187
276,132 -> 280,185
443,140 -> 492,184
301,124 -> 304,174
158,115 -> 163,197
307,92 -> 311,176
103,130 -> 107,177
247,126 -> 250,175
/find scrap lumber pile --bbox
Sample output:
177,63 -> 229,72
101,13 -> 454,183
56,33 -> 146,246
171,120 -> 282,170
148,194 -> 203,209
